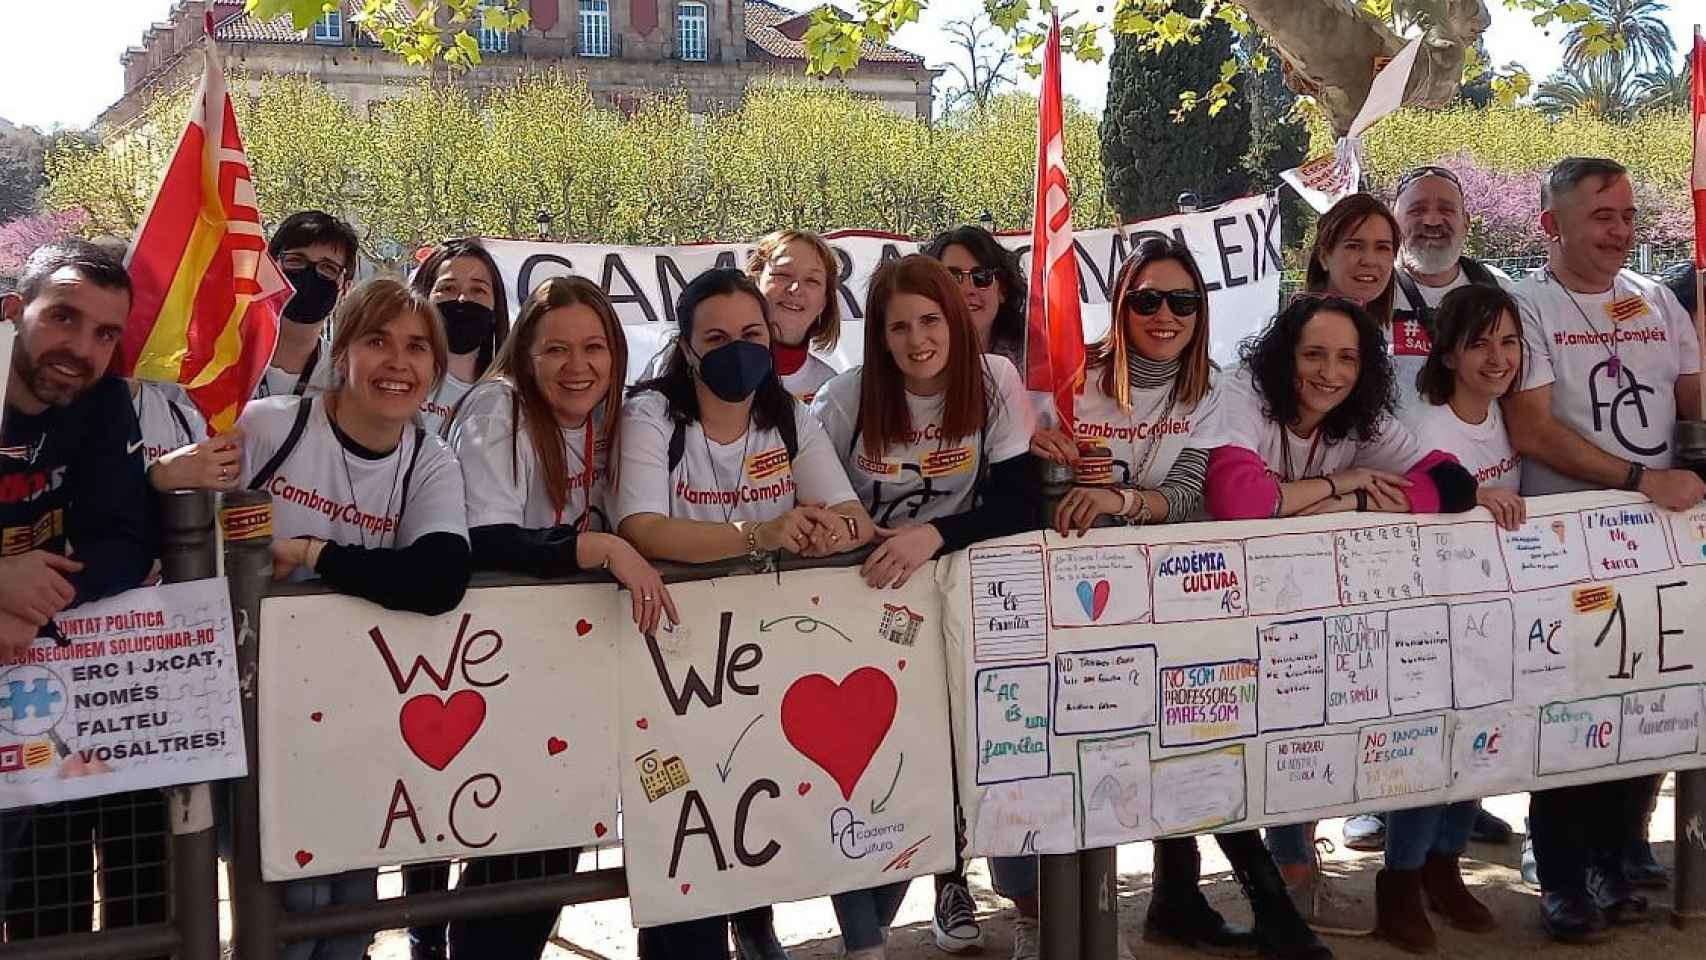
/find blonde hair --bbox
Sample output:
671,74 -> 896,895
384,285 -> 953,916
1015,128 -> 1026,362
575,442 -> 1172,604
745,229 -> 841,352
328,278 -> 448,394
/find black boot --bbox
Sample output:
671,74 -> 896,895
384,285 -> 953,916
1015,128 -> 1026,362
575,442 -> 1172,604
1221,831 -> 1333,960
1144,837 -> 1260,957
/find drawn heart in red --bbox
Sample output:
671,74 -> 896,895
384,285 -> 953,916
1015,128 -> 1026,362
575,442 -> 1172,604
399,690 -> 487,771
680,882 -> 692,895
811,596 -> 821,605
594,822 -> 609,838
780,667 -> 897,802
575,619 -> 593,636
897,659 -> 907,672
294,849 -> 314,868
309,712 -> 323,723
797,781 -> 812,796
547,736 -> 568,756
635,717 -> 649,730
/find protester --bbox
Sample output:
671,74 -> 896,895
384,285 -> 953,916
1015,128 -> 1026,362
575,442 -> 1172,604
0,240 -> 157,943
924,225 -> 1027,366
129,380 -> 246,494
809,255 -> 1039,958
1205,295 -> 1478,937
260,211 -> 360,399
749,229 -> 842,403
615,267 -> 873,960
1033,238 -> 1331,960
237,277 -> 471,960
1504,157 -> 1704,943
410,239 -> 511,435
1371,284 -> 1531,950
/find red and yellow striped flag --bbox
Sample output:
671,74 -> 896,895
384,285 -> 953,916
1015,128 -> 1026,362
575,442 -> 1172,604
121,11 -> 287,433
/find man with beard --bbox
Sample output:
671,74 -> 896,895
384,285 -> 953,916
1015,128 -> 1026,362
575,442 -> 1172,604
0,239 -> 156,945
259,210 -> 360,398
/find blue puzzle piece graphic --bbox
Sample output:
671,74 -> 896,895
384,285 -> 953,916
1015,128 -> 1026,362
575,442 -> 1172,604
0,679 -> 61,720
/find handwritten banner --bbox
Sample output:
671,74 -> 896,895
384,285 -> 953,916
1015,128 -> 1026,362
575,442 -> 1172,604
940,491 -> 1706,855
0,578 -> 245,809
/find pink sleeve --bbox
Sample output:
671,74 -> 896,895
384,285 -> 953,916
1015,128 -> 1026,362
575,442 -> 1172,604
1205,446 -> 1281,520
1401,450 -> 1459,515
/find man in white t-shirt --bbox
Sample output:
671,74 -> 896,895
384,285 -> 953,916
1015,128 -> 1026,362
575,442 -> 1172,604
1505,156 -> 1705,944
257,211 -> 358,400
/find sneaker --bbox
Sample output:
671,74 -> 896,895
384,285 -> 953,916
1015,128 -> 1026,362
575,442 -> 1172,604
1011,915 -> 1039,960
1341,814 -> 1385,852
1520,823 -> 1538,887
1288,841 -> 1374,937
1623,839 -> 1670,889
933,881 -> 984,953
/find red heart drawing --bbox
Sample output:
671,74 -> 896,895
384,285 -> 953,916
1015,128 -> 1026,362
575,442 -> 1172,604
575,619 -> 593,636
594,822 -> 609,838
547,736 -> 568,756
309,711 -> 323,723
680,882 -> 692,895
635,717 -> 649,730
295,849 -> 314,868
1092,579 -> 1111,619
780,667 -> 897,802
797,781 -> 812,796
811,596 -> 821,605
897,659 -> 907,671
398,690 -> 487,771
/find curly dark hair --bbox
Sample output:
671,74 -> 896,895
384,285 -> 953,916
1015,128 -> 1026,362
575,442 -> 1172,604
1238,295 -> 1397,445
922,225 -> 1026,362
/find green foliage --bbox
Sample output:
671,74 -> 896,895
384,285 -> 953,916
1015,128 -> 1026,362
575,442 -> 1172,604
246,0 -> 528,69
43,76 -> 1112,259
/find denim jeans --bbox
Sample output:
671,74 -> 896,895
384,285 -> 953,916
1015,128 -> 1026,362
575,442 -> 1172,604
282,869 -> 378,960
1384,801 -> 1477,871
1265,822 -> 1316,866
989,855 -> 1038,900
831,880 -> 911,950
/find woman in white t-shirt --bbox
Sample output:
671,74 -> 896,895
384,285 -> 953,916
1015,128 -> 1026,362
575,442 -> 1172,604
236,278 -> 470,960
410,239 -> 511,435
750,230 -> 842,403
812,254 -> 1040,959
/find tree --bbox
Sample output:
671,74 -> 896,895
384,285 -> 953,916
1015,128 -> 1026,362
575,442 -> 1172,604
1535,57 -> 1641,121
1634,52 -> 1691,111
1242,43 -> 1309,244
938,14 -> 1019,115
1560,0 -> 1675,72
0,119 -> 47,225
1100,0 -> 1251,221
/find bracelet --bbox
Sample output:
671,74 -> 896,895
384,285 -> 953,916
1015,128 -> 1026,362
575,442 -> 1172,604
1133,494 -> 1153,525
1355,489 -> 1369,512
1326,475 -> 1339,498
841,515 -> 859,540
1625,461 -> 1646,492
732,520 -> 763,560
1116,488 -> 1137,518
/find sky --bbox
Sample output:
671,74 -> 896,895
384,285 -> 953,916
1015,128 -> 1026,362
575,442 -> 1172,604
0,1 -> 1698,130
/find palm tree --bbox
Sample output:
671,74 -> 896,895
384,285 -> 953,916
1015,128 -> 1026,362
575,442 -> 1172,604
1561,0 -> 1676,74
1534,57 -> 1641,122
1634,51 -> 1692,111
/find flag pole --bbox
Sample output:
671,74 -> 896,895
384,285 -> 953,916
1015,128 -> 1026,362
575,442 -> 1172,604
1696,25 -> 1705,421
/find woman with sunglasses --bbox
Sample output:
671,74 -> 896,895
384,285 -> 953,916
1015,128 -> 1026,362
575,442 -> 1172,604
1204,295 -> 1477,939
924,225 -> 1027,365
410,239 -> 511,435
810,255 -> 1040,959
1034,239 -> 1331,960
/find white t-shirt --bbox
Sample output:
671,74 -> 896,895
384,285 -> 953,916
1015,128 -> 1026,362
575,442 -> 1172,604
131,381 -> 208,467
1514,268 -> 1702,495
256,344 -> 334,400
418,373 -> 475,437
1217,367 -> 1427,480
445,379 -> 610,532
811,355 -> 1033,525
1405,400 -> 1520,491
612,389 -> 857,527
1388,261 -> 1517,416
1070,365 -> 1228,488
237,396 -> 467,574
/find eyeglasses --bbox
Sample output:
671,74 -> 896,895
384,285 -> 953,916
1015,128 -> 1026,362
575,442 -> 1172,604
1394,165 -> 1462,198
1125,288 -> 1202,317
279,251 -> 347,284
945,266 -> 998,289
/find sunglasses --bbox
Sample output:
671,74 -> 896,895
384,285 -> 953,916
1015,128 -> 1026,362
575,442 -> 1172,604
1125,288 -> 1203,317
1394,165 -> 1462,197
946,266 -> 998,289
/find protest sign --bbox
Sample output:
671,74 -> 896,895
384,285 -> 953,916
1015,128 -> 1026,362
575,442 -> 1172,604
939,491 -> 1706,854
481,191 -> 1282,370
0,578 -> 245,809
258,583 -> 618,880
617,567 -> 954,926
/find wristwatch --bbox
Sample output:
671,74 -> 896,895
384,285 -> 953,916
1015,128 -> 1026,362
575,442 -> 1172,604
1625,461 -> 1646,492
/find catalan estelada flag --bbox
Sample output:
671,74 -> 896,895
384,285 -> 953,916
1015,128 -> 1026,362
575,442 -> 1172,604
1024,13 -> 1085,431
121,11 -> 288,433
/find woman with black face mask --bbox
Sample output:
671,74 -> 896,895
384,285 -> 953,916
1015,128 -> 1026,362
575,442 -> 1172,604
410,239 -> 511,435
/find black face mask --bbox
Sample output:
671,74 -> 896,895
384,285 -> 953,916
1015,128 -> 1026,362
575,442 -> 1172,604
693,339 -> 774,403
282,268 -> 339,324
438,300 -> 496,356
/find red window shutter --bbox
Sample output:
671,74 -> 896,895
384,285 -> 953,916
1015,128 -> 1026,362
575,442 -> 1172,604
631,0 -> 658,36
530,0 -> 559,32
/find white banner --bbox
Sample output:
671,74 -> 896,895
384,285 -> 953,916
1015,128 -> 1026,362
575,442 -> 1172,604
259,584 -> 618,880
481,192 -> 1282,372
618,567 -> 955,926
0,578 -> 245,809
941,491 -> 1706,855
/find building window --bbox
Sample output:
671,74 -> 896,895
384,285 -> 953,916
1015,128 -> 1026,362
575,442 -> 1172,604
677,2 -> 707,61
312,10 -> 342,42
478,1 -> 510,53
580,0 -> 610,57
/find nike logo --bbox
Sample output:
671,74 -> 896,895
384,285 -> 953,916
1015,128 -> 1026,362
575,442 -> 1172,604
127,439 -> 145,456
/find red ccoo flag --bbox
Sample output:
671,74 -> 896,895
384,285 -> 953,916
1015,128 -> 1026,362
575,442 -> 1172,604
1024,13 -> 1085,430
1693,25 -> 1704,268
121,12 -> 289,433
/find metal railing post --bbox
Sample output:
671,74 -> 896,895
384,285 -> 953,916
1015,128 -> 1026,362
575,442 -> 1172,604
157,490 -> 221,960
219,490 -> 281,959
1674,771 -> 1706,927
1079,846 -> 1118,957
1038,853 -> 1082,960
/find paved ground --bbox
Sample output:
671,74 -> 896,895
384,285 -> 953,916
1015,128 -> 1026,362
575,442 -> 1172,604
359,782 -> 1701,960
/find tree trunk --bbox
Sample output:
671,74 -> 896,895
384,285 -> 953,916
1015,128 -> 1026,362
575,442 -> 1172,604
1235,0 -> 1490,137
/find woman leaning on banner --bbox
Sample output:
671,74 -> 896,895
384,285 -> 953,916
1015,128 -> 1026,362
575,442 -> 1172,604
613,267 -> 874,960
1367,284 -> 1527,951
1029,238 -> 1331,960
1203,294 -> 1477,940
808,254 -> 1041,959
749,229 -> 843,403
410,238 -> 512,435
235,278 -> 472,960
430,276 -> 674,960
